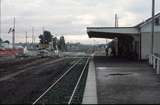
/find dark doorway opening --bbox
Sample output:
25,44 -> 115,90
107,36 -> 138,60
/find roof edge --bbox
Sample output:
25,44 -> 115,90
87,27 -> 136,29
135,12 -> 160,27
87,12 -> 160,29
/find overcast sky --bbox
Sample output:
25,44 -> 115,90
1,0 -> 160,44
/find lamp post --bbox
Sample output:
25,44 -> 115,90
151,0 -> 155,55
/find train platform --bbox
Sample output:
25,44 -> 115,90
83,56 -> 160,104
82,58 -> 97,104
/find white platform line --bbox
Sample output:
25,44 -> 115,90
82,58 -> 98,104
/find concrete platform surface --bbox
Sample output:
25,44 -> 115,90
82,59 -> 98,104
94,56 -> 160,104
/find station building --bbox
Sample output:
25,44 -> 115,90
87,12 -> 160,60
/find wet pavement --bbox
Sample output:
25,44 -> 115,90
94,56 -> 160,104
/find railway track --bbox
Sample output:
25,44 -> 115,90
32,57 -> 90,104
0,56 -> 90,104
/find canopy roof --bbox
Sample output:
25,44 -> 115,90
87,27 -> 140,39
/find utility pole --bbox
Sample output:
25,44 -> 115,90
51,38 -> 53,51
32,27 -> 34,47
151,0 -> 155,55
12,17 -> 15,49
42,26 -> 45,33
42,26 -> 45,45
115,13 -> 119,56
115,13 -> 118,27
26,31 -> 28,49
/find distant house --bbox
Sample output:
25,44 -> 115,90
87,12 -> 160,60
0,42 -> 10,49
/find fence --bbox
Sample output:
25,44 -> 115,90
149,54 -> 160,74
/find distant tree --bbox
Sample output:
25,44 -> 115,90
53,37 -> 58,50
57,39 -> 61,51
0,38 -> 2,42
4,40 -> 10,44
39,31 -> 53,44
39,35 -> 44,44
58,36 -> 66,51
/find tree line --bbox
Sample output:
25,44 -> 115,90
0,38 -> 10,44
39,30 -> 66,51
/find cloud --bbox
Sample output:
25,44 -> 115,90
1,0 -> 160,44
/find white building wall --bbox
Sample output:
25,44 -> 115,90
141,22 -> 160,33
154,33 -> 160,54
141,33 -> 160,60
141,32 -> 160,59
141,32 -> 151,59
141,21 -> 160,59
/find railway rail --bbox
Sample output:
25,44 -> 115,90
0,56 -> 90,104
32,57 -> 90,104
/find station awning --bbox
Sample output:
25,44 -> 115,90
87,27 -> 140,39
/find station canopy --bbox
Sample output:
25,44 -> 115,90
87,27 -> 140,39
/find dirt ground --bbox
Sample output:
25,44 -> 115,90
0,57 -> 75,104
